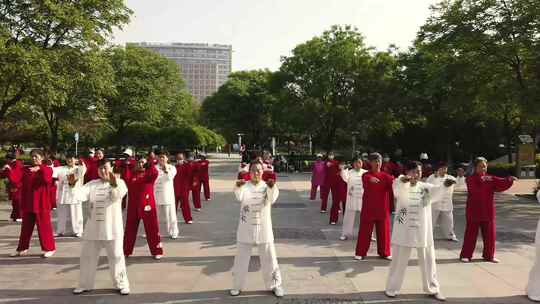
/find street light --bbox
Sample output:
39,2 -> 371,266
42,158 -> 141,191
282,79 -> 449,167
351,131 -> 360,158
237,133 -> 244,153
308,134 -> 313,155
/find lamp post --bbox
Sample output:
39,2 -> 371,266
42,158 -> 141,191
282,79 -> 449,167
237,133 -> 244,154
351,131 -> 359,158
309,134 -> 313,155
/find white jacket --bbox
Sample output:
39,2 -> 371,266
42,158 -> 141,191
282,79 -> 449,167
391,177 -> 440,248
234,181 -> 279,244
154,164 -> 177,205
425,174 -> 456,211
340,168 -> 367,211
56,165 -> 86,205
75,178 -> 127,240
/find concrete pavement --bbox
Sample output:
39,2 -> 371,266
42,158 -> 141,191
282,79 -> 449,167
0,157 -> 539,303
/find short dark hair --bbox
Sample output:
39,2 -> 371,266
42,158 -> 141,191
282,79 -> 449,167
158,150 -> 169,156
98,159 -> 111,168
249,160 -> 263,171
351,155 -> 362,163
368,152 -> 382,161
65,152 -> 76,159
30,149 -> 45,158
404,161 -> 422,172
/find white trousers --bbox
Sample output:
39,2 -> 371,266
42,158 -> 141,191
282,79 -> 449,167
232,242 -> 282,290
432,209 -> 456,239
527,219 -> 540,301
79,239 -> 129,290
342,209 -> 359,237
158,204 -> 179,238
57,204 -> 83,235
386,245 -> 440,295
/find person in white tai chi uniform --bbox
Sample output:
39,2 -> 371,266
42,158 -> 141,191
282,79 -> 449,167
154,150 -> 179,239
55,154 -> 86,237
339,156 -> 367,241
526,188 -> 540,302
73,159 -> 130,296
385,161 -> 455,302
230,161 -> 284,298
426,162 -> 458,242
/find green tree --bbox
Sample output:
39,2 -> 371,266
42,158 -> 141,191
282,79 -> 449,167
0,0 -> 132,123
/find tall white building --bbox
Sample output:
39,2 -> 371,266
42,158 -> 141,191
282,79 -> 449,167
131,42 -> 232,103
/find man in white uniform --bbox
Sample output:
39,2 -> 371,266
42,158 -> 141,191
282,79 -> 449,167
154,150 -> 179,239
339,156 -> 366,241
55,154 -> 86,237
385,161 -> 455,301
230,162 -> 284,298
426,162 -> 458,242
73,159 -> 130,295
527,189 -> 540,301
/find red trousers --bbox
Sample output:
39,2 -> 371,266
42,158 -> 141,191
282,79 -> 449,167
189,186 -> 202,209
16,211 -> 55,252
310,183 -> 321,200
175,193 -> 193,223
10,198 -> 21,221
355,217 -> 391,257
200,177 -> 210,200
460,220 -> 496,260
329,194 -> 346,224
320,183 -> 338,211
123,206 -> 163,256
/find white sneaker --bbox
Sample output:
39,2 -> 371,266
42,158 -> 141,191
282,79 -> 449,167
320,210 -> 327,213
229,289 -> 241,296
449,236 -> 459,242
195,208 -> 201,212
432,292 -> 447,301
73,288 -> 90,294
187,220 -> 193,224
10,250 -> 28,257
119,288 -> 130,295
272,286 -> 285,297
330,222 -> 336,225
385,290 -> 397,298
153,255 -> 163,260
371,236 -> 376,242
171,235 -> 178,239
382,255 -> 392,261
460,257 -> 471,263
42,251 -> 55,258
339,235 -> 348,241
15,218 -> 22,223
75,233 -> 82,238
354,255 -> 365,261
486,257 -> 500,263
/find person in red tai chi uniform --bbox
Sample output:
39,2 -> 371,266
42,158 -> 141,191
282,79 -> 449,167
123,157 -> 164,259
459,157 -> 515,263
197,155 -> 211,201
1,152 -> 23,222
11,149 -> 56,258
354,152 -> 394,261
320,152 -> 340,214
174,152 -> 193,224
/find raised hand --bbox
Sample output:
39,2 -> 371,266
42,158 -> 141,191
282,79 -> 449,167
109,172 -> 117,187
29,166 -> 40,173
400,176 -> 411,183
444,179 -> 456,187
370,176 -> 381,183
67,173 -> 77,186
266,179 -> 275,188
236,179 -> 246,187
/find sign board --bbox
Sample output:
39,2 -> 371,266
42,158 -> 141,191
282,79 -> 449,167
518,143 -> 536,165
74,132 -> 79,142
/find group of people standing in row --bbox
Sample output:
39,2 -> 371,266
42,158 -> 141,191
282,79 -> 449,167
1,148 -> 211,295
309,151 -> 521,301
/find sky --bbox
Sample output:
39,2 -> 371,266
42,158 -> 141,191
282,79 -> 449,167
112,0 -> 440,71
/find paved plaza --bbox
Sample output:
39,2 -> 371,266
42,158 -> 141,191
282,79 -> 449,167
1,156 -> 539,303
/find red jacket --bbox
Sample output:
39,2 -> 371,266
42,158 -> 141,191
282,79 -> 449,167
174,161 -> 197,197
360,171 -> 395,221
125,163 -> 158,217
20,165 -> 53,213
83,157 -> 100,183
1,159 -> 23,201
465,173 -> 513,222
324,160 -> 340,186
114,158 -> 136,181
197,159 -> 209,180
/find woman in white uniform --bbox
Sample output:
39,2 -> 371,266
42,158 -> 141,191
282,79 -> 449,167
385,161 -> 455,301
73,159 -> 130,295
230,161 -> 284,298
55,154 -> 86,237
339,156 -> 367,241
526,188 -> 540,301
154,150 -> 179,239
426,162 -> 458,242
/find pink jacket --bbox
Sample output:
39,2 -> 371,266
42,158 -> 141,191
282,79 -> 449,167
311,160 -> 326,186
